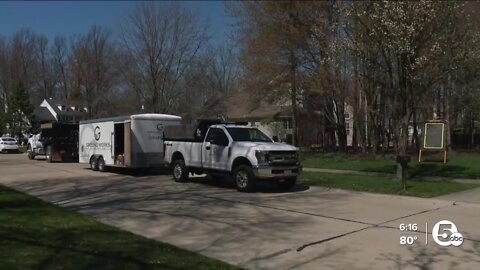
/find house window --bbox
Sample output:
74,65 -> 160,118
283,119 -> 292,129
345,113 -> 350,119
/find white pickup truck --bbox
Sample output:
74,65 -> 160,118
164,124 -> 301,192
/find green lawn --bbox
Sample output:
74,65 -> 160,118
0,185 -> 241,270
18,145 -> 27,153
299,172 -> 478,198
302,152 -> 480,179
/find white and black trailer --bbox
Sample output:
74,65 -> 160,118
79,114 -> 182,171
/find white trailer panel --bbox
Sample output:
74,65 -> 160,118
79,114 -> 181,169
79,121 -> 115,165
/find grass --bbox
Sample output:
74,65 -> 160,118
299,172 -> 478,198
0,185 -> 241,270
302,152 -> 480,179
18,145 -> 27,153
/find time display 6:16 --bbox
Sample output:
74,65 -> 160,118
399,223 -> 418,231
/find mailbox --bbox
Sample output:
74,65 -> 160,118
396,155 -> 411,166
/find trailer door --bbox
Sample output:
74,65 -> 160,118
124,121 -> 131,166
79,121 -> 115,165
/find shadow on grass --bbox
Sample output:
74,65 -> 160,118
364,163 -> 474,180
409,163 -> 469,179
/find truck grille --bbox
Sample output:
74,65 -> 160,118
268,151 -> 298,166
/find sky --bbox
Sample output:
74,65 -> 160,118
0,1 -> 234,46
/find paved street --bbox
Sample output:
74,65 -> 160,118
1,153 -> 479,270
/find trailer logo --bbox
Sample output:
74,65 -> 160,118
94,126 -> 101,141
157,123 -> 164,131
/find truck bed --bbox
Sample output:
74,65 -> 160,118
163,137 -> 203,143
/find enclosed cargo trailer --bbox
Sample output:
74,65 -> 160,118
79,114 -> 182,171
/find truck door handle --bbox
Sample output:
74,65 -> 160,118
206,146 -> 211,150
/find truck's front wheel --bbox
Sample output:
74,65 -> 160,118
172,159 -> 188,182
233,165 -> 256,192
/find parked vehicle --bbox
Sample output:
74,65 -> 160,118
164,122 -> 302,192
27,122 -> 79,161
0,137 -> 19,153
79,113 -> 182,171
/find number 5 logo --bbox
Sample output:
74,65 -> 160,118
432,220 -> 463,247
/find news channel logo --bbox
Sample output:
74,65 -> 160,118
432,220 -> 463,247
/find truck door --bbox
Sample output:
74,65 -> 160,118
202,128 -> 230,171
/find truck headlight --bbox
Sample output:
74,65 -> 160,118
255,151 -> 269,165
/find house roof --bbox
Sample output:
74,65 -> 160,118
198,90 -> 291,121
35,98 -> 89,123
43,98 -> 63,115
34,107 -> 57,123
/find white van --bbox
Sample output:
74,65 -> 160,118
79,114 -> 182,171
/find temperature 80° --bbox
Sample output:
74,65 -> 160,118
400,236 -> 418,245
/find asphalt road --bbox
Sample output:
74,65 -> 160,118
1,153 -> 479,270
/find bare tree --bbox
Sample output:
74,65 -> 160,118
34,34 -> 53,99
119,2 -> 209,113
10,29 -> 38,101
70,25 -> 118,117
0,35 -> 10,108
51,35 -> 71,100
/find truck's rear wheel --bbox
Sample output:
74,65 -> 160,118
46,146 -> 53,163
27,145 -> 35,160
172,159 -> 188,182
98,157 -> 106,172
90,156 -> 99,171
233,165 -> 256,192
277,177 -> 297,190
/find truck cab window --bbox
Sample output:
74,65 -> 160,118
226,128 -> 272,142
206,128 -> 229,146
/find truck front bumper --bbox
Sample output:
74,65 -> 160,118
252,165 -> 302,179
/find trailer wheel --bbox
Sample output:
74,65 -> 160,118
46,146 -> 53,163
90,156 -> 99,171
27,145 -> 35,160
172,159 -> 188,182
233,165 -> 256,192
98,157 -> 106,172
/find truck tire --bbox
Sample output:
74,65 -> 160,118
46,146 -> 53,163
90,156 -> 99,171
172,159 -> 188,182
277,177 -> 297,191
233,165 -> 256,192
27,145 -> 35,160
98,157 -> 106,172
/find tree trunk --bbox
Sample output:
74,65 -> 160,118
290,50 -> 298,147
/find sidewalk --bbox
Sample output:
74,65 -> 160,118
435,187 -> 480,204
303,167 -> 480,185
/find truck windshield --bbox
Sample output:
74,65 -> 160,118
226,128 -> 272,142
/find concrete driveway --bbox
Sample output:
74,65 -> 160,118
1,154 -> 479,269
